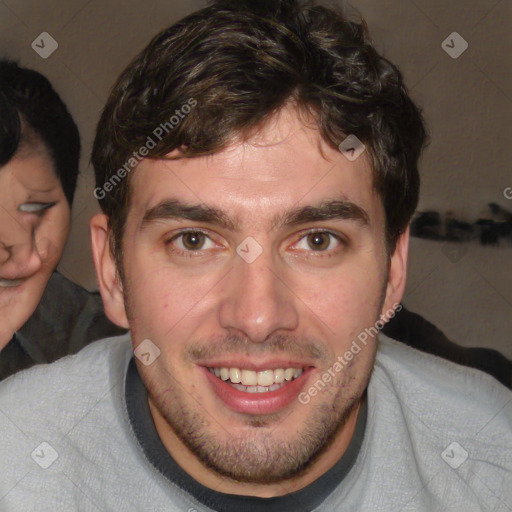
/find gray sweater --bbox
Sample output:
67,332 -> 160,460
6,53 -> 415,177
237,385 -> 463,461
0,333 -> 510,511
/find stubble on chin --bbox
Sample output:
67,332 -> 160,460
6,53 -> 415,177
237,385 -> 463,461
144,358 -> 371,486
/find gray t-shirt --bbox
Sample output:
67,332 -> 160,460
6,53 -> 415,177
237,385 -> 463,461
0,333 -> 511,511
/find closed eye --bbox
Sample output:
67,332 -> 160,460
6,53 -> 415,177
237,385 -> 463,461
18,202 -> 56,214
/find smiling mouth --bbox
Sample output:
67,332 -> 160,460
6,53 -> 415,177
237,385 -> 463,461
203,363 -> 313,415
0,278 -> 25,288
208,366 -> 305,393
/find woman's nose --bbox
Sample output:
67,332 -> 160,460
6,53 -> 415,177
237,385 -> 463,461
0,227 -> 44,279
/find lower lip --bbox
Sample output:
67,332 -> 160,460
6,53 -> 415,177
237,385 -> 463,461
201,366 -> 312,415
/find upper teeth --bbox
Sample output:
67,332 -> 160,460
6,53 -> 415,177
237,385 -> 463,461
210,367 -> 304,387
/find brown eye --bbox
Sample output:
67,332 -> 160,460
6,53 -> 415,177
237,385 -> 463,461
166,230 -> 219,258
306,232 -> 331,251
181,232 -> 206,250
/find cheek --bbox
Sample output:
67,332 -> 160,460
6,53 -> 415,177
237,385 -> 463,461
38,205 -> 71,267
306,268 -> 384,322
124,261 -> 214,343
299,263 -> 385,341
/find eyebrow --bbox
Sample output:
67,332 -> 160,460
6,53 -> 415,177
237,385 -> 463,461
140,198 -> 370,232
141,200 -> 237,231
24,186 -> 58,195
275,199 -> 370,229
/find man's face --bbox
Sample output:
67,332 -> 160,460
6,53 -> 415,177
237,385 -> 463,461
97,106 -> 406,489
0,145 -> 70,348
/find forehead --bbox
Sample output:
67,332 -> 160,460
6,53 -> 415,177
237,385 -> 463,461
0,151 -> 59,196
127,107 -> 382,229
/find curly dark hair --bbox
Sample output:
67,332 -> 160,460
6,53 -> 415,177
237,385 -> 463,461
92,0 -> 427,265
0,60 -> 81,206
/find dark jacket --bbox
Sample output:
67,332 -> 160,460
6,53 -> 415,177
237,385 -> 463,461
0,272 -> 126,380
383,305 -> 512,389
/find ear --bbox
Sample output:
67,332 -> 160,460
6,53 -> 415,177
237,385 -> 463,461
381,226 -> 409,319
90,213 -> 129,329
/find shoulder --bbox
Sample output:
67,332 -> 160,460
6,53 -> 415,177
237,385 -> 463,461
0,333 -> 142,509
372,334 -> 512,468
0,333 -> 133,420
326,337 -> 512,509
19,271 -> 105,335
35,271 -> 93,311
375,334 -> 511,419
17,273 -> 127,365
376,334 -> 511,397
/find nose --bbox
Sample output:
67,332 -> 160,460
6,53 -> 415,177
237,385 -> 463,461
218,249 -> 299,343
0,225 -> 44,279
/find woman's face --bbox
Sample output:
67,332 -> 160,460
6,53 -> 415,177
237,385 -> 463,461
0,143 -> 71,349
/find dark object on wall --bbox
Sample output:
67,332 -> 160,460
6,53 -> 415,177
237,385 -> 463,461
475,203 -> 512,246
410,211 -> 443,240
445,210 -> 473,242
489,202 -> 512,222
383,305 -> 512,389
412,203 -> 512,246
475,219 -> 501,245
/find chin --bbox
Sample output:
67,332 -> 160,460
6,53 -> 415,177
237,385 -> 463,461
0,275 -> 48,336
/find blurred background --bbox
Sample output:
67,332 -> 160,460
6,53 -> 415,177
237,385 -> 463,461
0,0 -> 510,356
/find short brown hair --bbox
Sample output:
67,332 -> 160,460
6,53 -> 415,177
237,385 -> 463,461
92,0 -> 427,266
